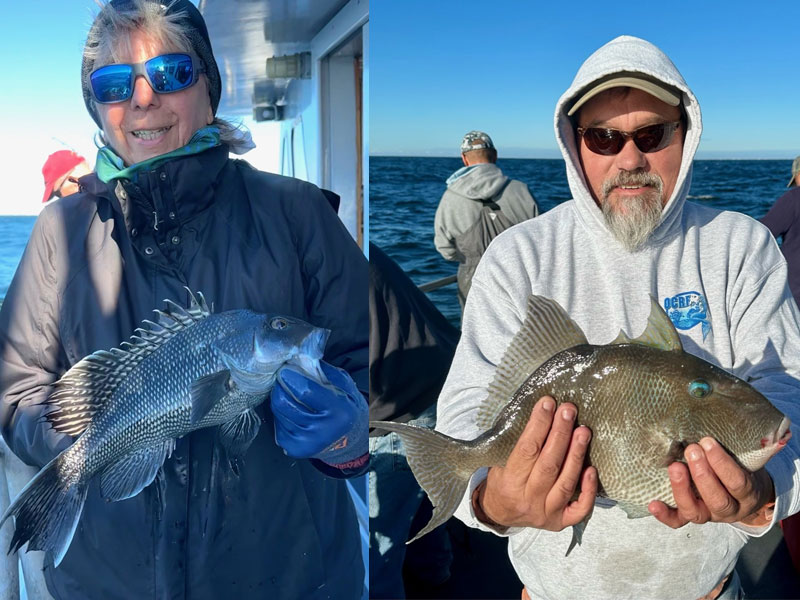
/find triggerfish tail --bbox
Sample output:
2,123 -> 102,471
370,420 -> 487,544
0,455 -> 88,567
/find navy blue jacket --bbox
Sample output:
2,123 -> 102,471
0,144 -> 367,599
761,186 -> 800,306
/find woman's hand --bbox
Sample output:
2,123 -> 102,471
270,362 -> 367,465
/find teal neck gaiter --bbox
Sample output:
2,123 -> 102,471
95,125 -> 221,184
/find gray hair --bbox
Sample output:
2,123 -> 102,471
84,0 -> 193,67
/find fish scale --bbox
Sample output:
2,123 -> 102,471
370,295 -> 790,552
1,290 -> 330,567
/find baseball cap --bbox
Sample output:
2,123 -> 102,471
460,131 -> 494,153
788,156 -> 800,188
42,151 -> 86,203
567,72 -> 682,117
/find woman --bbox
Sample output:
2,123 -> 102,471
0,0 -> 367,598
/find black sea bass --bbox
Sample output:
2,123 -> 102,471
1,290 -> 330,566
371,295 -> 791,551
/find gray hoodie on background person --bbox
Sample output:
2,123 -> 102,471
436,35 -> 800,600
434,163 -> 538,307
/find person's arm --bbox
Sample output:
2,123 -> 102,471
524,184 -> 539,219
434,194 -> 459,261
759,191 -> 795,239
282,181 -> 369,478
0,208 -> 73,468
436,251 -> 594,535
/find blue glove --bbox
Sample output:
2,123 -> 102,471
271,361 -> 367,465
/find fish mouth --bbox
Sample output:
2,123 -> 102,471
762,416 -> 792,451
776,417 -> 792,448
303,327 -> 331,359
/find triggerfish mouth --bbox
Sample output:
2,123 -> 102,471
0,289 -> 331,567
370,295 -> 790,554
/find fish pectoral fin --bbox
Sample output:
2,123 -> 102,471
477,295 -> 589,430
190,370 -> 233,424
662,439 -> 688,467
99,440 -> 174,502
625,295 -> 684,352
218,409 -> 262,473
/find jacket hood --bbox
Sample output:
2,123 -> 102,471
554,35 -> 702,248
446,163 -> 509,201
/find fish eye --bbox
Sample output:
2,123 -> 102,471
688,379 -> 712,399
270,318 -> 288,330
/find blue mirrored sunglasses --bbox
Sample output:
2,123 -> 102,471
89,53 -> 205,104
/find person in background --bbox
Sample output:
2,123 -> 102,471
369,242 -> 458,598
0,1 -> 367,598
761,155 -> 800,306
433,131 -> 538,310
436,35 -> 800,600
41,150 -> 92,202
760,155 -> 800,575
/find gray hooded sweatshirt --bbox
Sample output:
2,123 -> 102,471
433,163 -> 538,262
436,36 -> 800,600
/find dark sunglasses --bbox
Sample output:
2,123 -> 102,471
89,53 -> 205,104
576,121 -> 681,155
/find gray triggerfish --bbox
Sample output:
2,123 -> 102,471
370,295 -> 791,554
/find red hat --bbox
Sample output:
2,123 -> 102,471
42,150 -> 86,203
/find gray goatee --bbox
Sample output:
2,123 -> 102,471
600,170 -> 664,252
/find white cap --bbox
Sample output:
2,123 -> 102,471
567,72 -> 681,117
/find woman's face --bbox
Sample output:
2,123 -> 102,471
96,29 -> 213,166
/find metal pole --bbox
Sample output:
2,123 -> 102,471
418,274 -> 457,293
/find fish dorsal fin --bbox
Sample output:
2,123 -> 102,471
611,330 -> 632,345
615,295 -> 683,352
476,295 -> 588,430
46,289 -> 212,437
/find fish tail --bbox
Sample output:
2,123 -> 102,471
0,455 -> 87,567
370,421 -> 486,544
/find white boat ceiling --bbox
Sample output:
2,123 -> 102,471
199,0 -> 350,118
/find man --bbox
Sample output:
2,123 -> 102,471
41,150 -> 92,202
436,36 -> 800,599
434,131 -> 538,309
760,155 -> 800,572
790,156 -> 800,188
761,156 -> 800,309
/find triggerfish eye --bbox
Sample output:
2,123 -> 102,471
688,379 -> 712,398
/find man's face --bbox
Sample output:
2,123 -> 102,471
577,88 -> 684,250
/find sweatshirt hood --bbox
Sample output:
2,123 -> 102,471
446,163 -> 509,201
554,35 -> 702,249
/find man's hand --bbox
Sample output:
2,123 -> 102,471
476,396 -> 596,530
649,437 -> 776,528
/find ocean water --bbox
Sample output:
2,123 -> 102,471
369,157 -> 793,325
0,216 -> 36,306
0,160 -> 793,316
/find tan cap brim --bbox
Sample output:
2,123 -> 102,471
567,75 -> 681,117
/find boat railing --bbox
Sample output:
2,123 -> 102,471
418,274 -> 457,293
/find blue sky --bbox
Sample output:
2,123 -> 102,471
371,1 -> 800,159
0,1 -> 278,216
